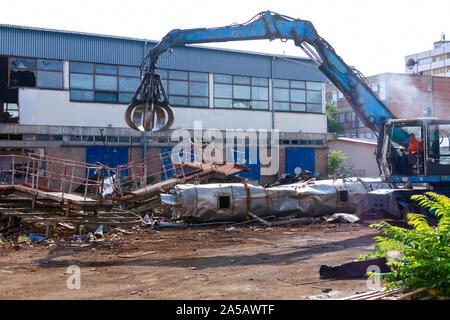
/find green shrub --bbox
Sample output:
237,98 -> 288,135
328,150 -> 345,177
365,192 -> 450,295
328,150 -> 354,178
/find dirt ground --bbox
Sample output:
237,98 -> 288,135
0,220 -> 384,300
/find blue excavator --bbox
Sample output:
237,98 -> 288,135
125,11 -> 450,218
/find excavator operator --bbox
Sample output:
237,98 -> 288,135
398,133 -> 422,174
400,133 -> 419,157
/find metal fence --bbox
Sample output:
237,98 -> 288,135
0,144 -> 222,203
0,153 -> 105,203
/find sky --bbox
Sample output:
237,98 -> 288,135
1,0 -> 448,76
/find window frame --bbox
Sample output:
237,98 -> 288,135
213,73 -> 269,110
69,61 -> 141,104
0,102 -> 19,123
8,56 -> 63,90
160,69 -> 210,108
273,79 -> 323,114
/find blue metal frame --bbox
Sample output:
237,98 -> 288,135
130,11 -> 449,186
391,176 -> 450,183
143,11 -> 395,137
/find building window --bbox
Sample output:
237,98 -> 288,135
273,79 -> 322,113
9,57 -> 63,89
432,67 -> 446,76
213,74 -> 269,110
158,70 -> 208,108
69,135 -> 82,142
69,62 -> 140,103
345,112 -> 352,122
0,102 -> 19,123
351,112 -> 357,129
418,57 -> 431,65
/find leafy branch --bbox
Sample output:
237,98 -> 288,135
364,192 -> 450,296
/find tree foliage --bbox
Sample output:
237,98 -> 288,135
326,103 -> 345,134
328,150 -> 354,178
365,192 -> 450,296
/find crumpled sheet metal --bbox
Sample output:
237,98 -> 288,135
165,177 -> 390,222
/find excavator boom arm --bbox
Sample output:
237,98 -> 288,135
128,11 -> 399,140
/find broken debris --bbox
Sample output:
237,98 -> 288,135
325,213 -> 360,224
319,257 -> 390,279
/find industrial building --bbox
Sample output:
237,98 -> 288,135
326,72 -> 450,140
0,24 -> 329,185
405,34 -> 450,77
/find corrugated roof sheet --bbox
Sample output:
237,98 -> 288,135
0,24 -> 326,81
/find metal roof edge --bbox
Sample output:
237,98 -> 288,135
336,137 -> 378,146
0,23 -> 314,62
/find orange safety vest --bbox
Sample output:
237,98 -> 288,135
407,139 -> 418,157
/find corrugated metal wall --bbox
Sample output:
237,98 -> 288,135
0,25 -> 326,81
0,26 -> 145,66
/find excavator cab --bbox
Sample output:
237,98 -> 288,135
378,118 -> 450,184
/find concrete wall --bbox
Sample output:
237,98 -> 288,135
19,89 -> 129,128
328,139 -> 379,177
18,88 -> 327,133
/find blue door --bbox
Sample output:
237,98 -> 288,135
228,147 -> 260,183
86,146 -> 129,176
160,146 -> 174,180
285,148 -> 315,175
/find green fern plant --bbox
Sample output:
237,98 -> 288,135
365,192 -> 450,296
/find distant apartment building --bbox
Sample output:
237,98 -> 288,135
405,34 -> 450,77
326,73 -> 450,140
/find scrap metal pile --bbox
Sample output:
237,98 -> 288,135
0,147 -> 249,237
1,142 -> 399,239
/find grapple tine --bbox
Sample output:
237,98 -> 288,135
159,103 -> 175,132
152,103 -> 167,132
124,101 -> 141,131
124,69 -> 174,132
132,103 -> 145,132
143,101 -> 154,131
